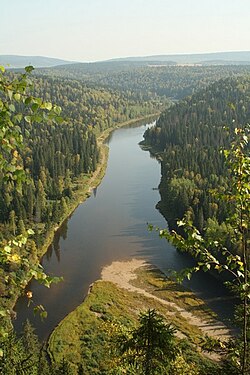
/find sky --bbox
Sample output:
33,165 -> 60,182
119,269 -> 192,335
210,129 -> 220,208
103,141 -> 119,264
1,0 -> 250,62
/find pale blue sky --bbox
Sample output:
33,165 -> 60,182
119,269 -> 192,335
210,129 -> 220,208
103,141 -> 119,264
1,0 -> 250,62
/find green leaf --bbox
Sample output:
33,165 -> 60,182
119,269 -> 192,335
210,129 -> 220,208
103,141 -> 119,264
40,310 -> 48,320
24,115 -> 32,123
43,102 -> 52,111
25,65 -> 34,73
177,220 -> 185,227
7,90 -> 13,100
229,103 -> 236,111
14,114 -> 23,123
33,114 -> 43,123
14,93 -> 21,101
31,103 -> 39,112
24,97 -> 32,105
9,104 -> 15,112
53,105 -> 61,115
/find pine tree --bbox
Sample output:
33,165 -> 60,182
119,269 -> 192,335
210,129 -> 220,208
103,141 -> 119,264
55,358 -> 73,374
35,179 -> 46,222
118,309 -> 176,375
18,218 -> 26,236
9,210 -> 16,235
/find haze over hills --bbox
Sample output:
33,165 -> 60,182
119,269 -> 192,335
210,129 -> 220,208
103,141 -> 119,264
109,51 -> 250,65
1,51 -> 250,69
0,55 -> 76,68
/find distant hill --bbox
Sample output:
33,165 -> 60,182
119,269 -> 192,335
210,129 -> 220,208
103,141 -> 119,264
2,52 -> 250,69
108,51 -> 250,65
0,55 -> 76,68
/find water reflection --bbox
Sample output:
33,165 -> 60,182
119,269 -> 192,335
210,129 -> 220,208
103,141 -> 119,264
45,220 -> 69,262
14,122 -> 235,340
93,187 -> 98,197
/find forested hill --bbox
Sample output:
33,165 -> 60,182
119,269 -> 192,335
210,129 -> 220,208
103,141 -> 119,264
0,73 -> 163,234
31,75 -> 164,132
0,72 -> 163,314
38,64 -> 250,100
142,75 -> 250,237
108,51 -> 250,64
0,55 -> 75,68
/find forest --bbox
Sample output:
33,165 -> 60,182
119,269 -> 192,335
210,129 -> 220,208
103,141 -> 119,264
143,75 -> 250,237
0,63 -> 249,374
38,63 -> 250,99
0,68 -> 165,334
0,71 -> 166,239
142,74 -> 250,374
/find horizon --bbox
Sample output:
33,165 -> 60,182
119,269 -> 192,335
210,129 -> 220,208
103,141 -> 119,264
1,49 -> 250,65
1,0 -> 250,62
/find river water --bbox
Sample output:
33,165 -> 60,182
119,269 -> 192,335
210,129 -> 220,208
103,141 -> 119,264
14,122 -> 234,340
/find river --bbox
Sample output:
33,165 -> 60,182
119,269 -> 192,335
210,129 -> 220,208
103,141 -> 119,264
14,122 -> 234,340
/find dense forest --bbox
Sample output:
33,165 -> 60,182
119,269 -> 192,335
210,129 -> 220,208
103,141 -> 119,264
143,75 -> 250,249
0,309 -> 221,375
1,64 -> 250,374
38,63 -> 250,100
0,73 -> 165,237
6,63 -> 250,285
31,75 -> 166,131
0,70 -> 165,329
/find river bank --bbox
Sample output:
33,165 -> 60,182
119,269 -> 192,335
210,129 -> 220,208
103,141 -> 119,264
48,259 -> 233,372
37,112 -> 160,260
10,113 -> 160,327
13,116 -> 235,345
101,259 -> 232,341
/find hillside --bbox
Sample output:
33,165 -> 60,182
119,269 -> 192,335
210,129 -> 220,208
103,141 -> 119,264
38,63 -> 250,100
0,55 -> 75,68
2,51 -> 250,69
48,260 -> 225,374
109,51 -> 250,65
142,75 -> 250,234
0,69 -> 163,332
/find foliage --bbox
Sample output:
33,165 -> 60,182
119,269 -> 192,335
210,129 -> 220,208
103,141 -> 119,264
143,76 -> 250,233
48,278 -> 219,374
0,65 -> 61,188
38,63 -> 250,100
157,126 -> 250,374
0,321 -> 77,374
142,73 -> 250,373
30,74 -> 165,135
0,321 -> 41,374
0,64 -> 162,338
115,309 -> 177,374
0,66 -> 63,336
2,63 -> 250,373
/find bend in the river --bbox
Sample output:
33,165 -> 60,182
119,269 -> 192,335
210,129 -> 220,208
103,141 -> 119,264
14,122 -> 234,340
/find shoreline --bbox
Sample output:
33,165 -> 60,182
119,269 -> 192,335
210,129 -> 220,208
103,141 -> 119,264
37,112 -> 160,259
10,113 -> 159,322
101,258 -> 232,342
39,113 -> 160,257
48,258 -> 234,366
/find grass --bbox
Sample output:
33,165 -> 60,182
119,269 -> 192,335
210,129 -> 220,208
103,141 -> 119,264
48,266 -> 221,373
4,113 -> 159,325
133,267 -> 217,320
